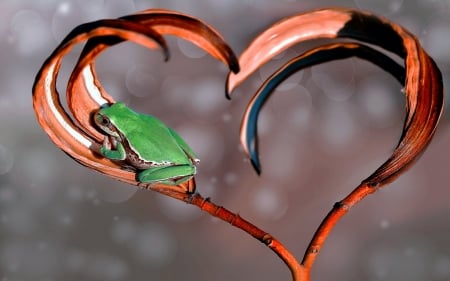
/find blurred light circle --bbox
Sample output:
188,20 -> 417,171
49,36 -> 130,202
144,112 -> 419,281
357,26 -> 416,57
0,144 -> 14,175
177,38 -> 206,58
224,172 -> 238,185
111,218 -> 137,244
51,2 -> 83,41
251,186 -> 288,220
434,256 -> 450,279
357,75 -> 400,128
125,65 -> 157,98
0,184 -> 16,203
188,77 -> 227,116
176,125 -> 225,170
258,50 -> 303,92
311,62 -> 355,102
131,223 -> 177,267
318,104 -> 357,149
161,75 -> 190,107
88,253 -> 128,280
10,9 -> 53,56
264,137 -> 301,181
65,249 -> 87,273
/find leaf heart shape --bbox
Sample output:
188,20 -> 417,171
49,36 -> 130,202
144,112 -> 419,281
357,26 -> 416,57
32,7 -> 444,281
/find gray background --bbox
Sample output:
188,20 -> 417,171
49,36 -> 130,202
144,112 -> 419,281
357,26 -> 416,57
1,0 -> 450,280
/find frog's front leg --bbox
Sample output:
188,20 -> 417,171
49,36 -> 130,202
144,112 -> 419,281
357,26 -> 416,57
138,164 -> 196,186
100,137 -> 126,160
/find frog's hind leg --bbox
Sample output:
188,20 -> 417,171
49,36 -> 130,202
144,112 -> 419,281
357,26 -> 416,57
137,165 -> 196,185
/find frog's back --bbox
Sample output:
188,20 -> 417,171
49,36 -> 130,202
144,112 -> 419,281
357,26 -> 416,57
107,104 -> 191,165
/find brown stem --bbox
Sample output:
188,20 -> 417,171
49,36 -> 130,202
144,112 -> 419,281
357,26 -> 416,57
151,186 -> 305,281
301,182 -> 376,276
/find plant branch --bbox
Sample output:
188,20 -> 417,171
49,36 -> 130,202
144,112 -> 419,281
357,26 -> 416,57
300,183 -> 376,277
151,185 -> 305,281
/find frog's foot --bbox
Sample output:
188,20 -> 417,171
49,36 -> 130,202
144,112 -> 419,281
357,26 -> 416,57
137,165 -> 196,186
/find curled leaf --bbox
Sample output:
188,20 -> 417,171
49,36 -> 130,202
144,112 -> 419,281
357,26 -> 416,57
33,19 -> 168,186
67,9 -> 240,140
228,8 -> 443,186
242,42 -> 405,174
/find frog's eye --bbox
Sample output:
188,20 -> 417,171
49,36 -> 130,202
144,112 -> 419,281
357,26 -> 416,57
100,116 -> 110,127
94,113 -> 110,127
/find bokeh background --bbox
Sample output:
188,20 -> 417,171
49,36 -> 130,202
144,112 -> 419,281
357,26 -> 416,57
1,0 -> 450,280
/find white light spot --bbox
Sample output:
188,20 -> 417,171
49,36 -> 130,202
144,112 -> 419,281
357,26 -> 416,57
224,172 -> 238,185
56,2 -> 71,15
222,113 -> 232,123
380,219 -> 390,229
251,186 -> 287,220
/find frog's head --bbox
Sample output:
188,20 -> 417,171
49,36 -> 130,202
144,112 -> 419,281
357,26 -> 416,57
93,102 -> 123,140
